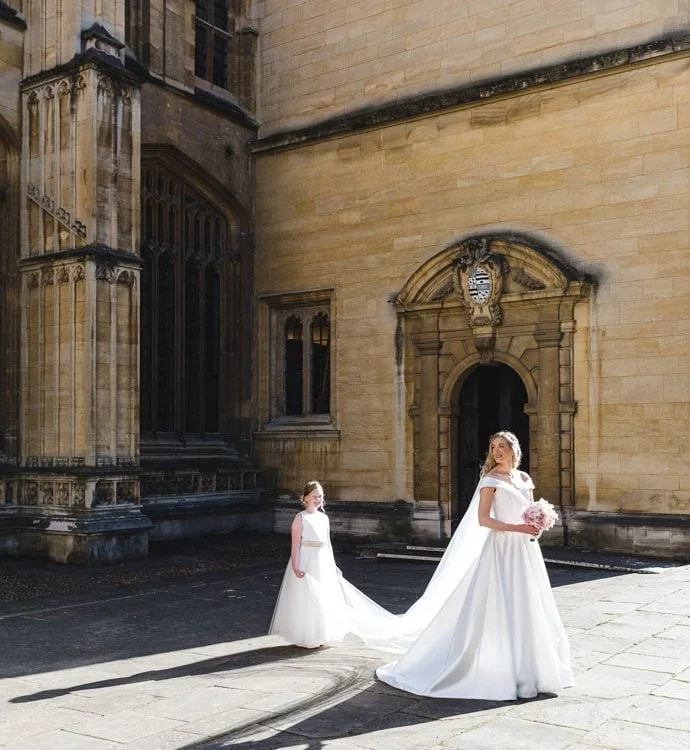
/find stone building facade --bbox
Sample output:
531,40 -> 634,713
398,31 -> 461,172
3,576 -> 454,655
253,1 -> 690,559
0,1 -> 688,562
0,0 -> 263,563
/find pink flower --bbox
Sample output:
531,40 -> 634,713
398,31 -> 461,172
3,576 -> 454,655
522,498 -> 559,540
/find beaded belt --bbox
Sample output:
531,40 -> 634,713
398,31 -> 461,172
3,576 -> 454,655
301,540 -> 325,548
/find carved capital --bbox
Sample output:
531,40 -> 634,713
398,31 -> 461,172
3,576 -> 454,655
414,338 -> 442,355
534,328 -> 563,348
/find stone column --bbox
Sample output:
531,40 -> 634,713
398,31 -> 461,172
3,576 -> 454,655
14,13 -> 148,563
534,325 -> 563,506
411,337 -> 443,540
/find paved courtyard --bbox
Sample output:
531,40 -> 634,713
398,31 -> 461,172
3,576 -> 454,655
1,535 -> 690,749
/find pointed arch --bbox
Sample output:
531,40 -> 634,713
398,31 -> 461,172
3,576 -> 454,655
139,147 -> 250,447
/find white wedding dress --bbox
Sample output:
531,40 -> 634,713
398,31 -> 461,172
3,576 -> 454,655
269,479 -> 572,700
375,474 -> 573,700
269,509 -> 350,647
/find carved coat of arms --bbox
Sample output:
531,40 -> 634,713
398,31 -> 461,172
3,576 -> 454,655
453,238 -> 505,328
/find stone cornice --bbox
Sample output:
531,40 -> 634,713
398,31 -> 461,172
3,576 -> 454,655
18,245 -> 143,269
21,52 -> 141,90
0,1 -> 26,30
253,33 -> 690,154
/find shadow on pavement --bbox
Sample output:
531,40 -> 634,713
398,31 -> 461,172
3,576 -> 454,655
9,644 -> 311,704
174,675 -> 559,750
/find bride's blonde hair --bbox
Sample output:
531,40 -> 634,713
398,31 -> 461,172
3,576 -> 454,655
301,480 -> 325,511
480,431 -> 522,477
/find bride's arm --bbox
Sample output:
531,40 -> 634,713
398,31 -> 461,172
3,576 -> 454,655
478,486 -> 539,535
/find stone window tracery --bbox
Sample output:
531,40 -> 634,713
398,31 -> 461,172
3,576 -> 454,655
260,292 -> 333,424
140,165 -> 234,438
281,309 -> 330,417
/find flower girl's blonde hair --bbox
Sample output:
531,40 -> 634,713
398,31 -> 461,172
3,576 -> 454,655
301,480 -> 325,511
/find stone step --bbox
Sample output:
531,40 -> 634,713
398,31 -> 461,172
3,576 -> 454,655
367,543 -> 677,574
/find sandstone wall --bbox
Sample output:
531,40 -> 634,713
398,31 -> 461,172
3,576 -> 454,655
256,0 -> 690,134
255,55 -> 690,514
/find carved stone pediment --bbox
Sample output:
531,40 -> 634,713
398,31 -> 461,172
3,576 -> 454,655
395,234 -> 588,309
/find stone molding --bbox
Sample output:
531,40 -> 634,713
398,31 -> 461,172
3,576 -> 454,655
254,34 -> 690,153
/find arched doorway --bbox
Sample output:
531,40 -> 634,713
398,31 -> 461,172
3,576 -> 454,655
395,233 -> 592,541
456,364 -> 529,522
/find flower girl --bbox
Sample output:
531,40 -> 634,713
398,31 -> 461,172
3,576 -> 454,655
269,481 -> 349,648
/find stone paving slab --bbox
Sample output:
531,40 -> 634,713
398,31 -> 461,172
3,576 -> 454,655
1,543 -> 690,749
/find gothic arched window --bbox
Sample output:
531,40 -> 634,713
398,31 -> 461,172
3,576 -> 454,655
141,165 -> 236,440
284,316 -> 303,415
310,313 -> 330,414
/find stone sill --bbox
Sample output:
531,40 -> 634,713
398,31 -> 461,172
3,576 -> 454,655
143,490 -> 263,520
255,417 -> 340,440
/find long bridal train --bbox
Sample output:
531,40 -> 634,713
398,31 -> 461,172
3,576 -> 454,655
331,475 -> 573,700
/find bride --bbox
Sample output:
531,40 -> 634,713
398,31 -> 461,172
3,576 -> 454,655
372,431 -> 573,700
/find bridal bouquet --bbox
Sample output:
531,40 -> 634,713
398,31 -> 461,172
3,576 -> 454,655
522,498 -> 559,541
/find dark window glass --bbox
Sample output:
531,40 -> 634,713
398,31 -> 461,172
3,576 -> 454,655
195,24 -> 208,79
204,267 -> 221,431
140,166 -> 229,438
311,313 -> 330,414
156,256 -> 176,430
284,316 -> 303,415
195,0 -> 231,89
184,261 -> 201,432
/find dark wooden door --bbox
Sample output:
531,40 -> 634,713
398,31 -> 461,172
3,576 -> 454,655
456,364 -> 529,522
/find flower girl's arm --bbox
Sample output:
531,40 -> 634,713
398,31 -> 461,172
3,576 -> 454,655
290,515 -> 305,577
478,487 -> 539,535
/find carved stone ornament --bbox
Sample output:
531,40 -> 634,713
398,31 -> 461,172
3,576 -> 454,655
453,240 -> 506,328
512,267 -> 546,291
96,264 -> 115,283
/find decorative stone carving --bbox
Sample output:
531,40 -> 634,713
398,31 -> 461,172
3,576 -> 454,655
116,481 -> 139,504
27,183 -> 87,239
39,481 -> 54,504
429,277 -> 455,301
24,481 -> 38,503
96,265 -> 115,283
94,480 -> 115,506
57,267 -> 71,285
73,484 -> 86,506
73,266 -> 86,283
56,483 -> 70,506
117,270 -> 136,287
41,269 -> 54,286
27,272 -> 40,290
454,243 -> 505,327
511,267 -> 546,290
